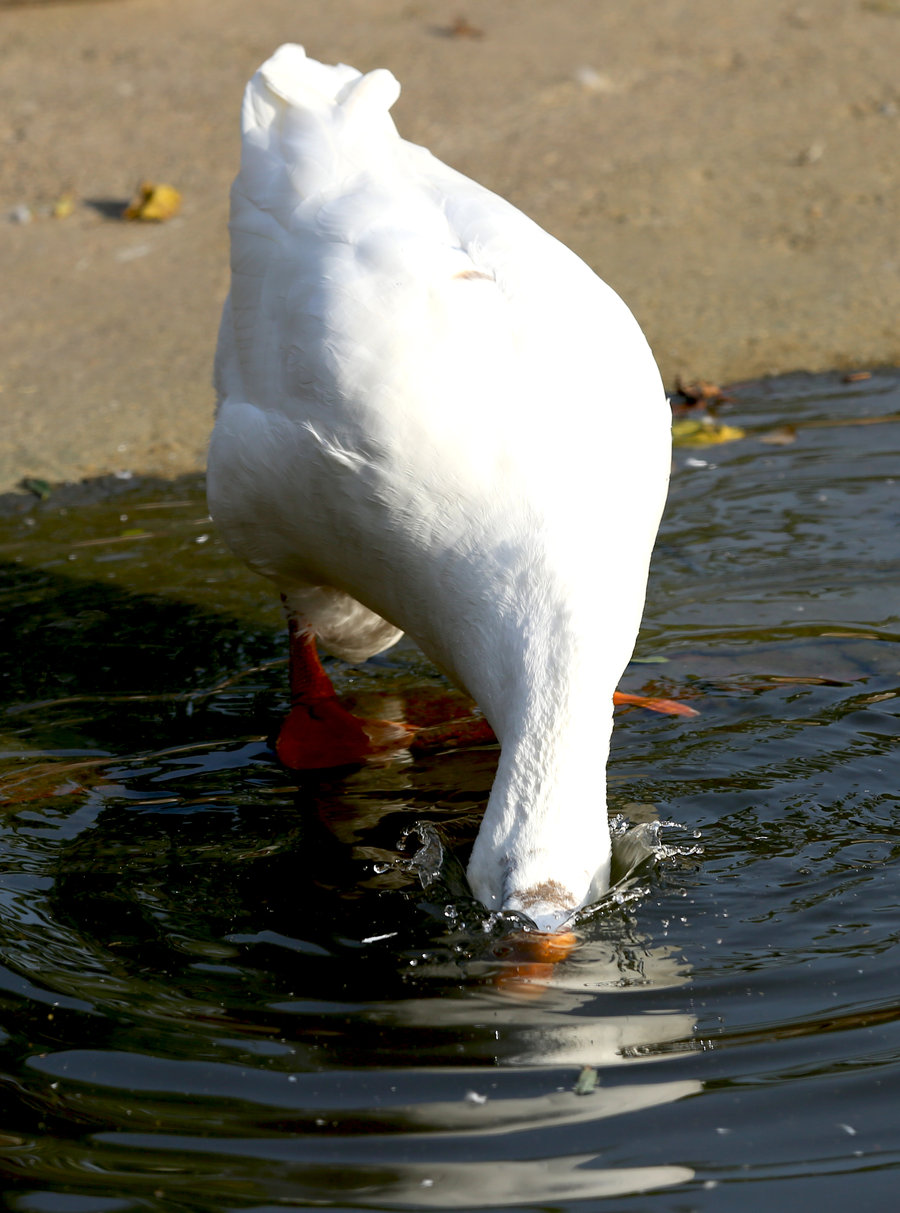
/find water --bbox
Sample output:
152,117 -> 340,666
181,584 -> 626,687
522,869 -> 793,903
1,370 -> 899,1210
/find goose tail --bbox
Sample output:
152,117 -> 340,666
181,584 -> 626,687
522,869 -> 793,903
238,43 -> 402,209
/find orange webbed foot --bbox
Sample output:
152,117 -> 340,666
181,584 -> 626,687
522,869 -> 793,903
276,617 -> 413,770
613,691 -> 699,717
275,698 -> 413,769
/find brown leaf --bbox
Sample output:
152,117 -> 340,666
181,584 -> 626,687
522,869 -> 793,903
445,15 -> 484,37
759,425 -> 797,445
674,376 -> 734,407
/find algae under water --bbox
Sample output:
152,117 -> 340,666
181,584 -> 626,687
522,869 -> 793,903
1,370 -> 900,1210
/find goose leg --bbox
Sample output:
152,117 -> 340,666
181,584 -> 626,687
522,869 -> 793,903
276,617 -> 412,769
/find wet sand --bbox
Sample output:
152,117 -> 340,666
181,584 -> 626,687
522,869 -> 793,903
1,0 -> 897,492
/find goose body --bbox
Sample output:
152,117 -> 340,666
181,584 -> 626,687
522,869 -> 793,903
208,45 -> 671,932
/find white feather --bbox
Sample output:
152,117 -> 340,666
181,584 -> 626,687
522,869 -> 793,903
208,44 -> 671,931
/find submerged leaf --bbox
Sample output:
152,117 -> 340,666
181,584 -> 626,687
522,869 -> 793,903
760,425 -> 797,446
574,1066 -> 599,1096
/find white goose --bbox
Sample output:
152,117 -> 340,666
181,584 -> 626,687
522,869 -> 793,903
208,45 -> 671,933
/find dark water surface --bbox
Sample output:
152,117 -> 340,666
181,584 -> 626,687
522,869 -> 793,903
1,371 -> 899,1210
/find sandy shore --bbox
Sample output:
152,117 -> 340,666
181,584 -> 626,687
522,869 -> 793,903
1,0 -> 897,492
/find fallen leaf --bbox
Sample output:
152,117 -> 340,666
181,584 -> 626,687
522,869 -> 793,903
123,182 -> 182,222
22,476 -> 51,500
674,376 -> 734,407
672,416 -> 746,446
52,190 -> 76,219
0,758 -> 109,807
446,15 -> 484,37
574,1066 -> 599,1096
759,425 -> 797,445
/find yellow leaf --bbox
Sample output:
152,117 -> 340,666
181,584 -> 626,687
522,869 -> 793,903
123,182 -> 182,222
671,417 -> 746,447
52,191 -> 76,219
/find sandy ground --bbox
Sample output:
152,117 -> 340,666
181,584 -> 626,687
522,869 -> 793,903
1,0 -> 898,492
